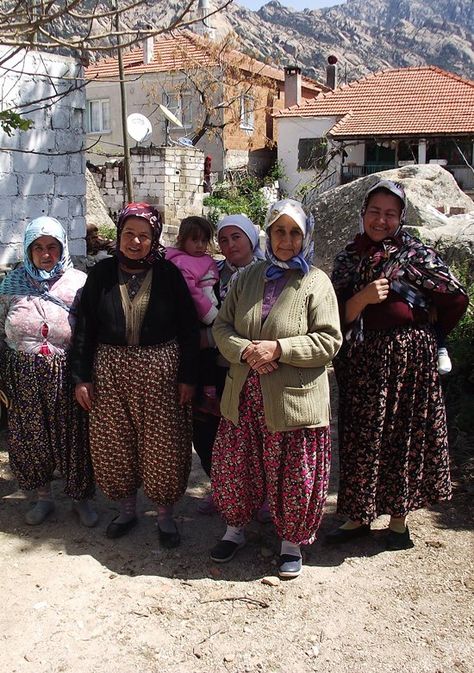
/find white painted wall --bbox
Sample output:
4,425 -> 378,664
275,116 -> 340,197
86,72 -> 226,174
0,48 -> 86,263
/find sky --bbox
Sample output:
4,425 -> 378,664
236,0 -> 346,10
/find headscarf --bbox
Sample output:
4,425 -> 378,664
0,216 -> 75,312
358,178 -> 407,234
116,202 -> 165,270
216,214 -> 264,299
263,198 -> 315,280
332,179 -> 467,344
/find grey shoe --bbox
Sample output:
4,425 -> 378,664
278,554 -> 303,579
72,500 -> 99,528
25,500 -> 55,525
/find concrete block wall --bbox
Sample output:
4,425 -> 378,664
94,146 -> 205,246
0,48 -> 86,263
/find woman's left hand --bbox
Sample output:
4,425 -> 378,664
243,340 -> 281,372
179,383 -> 195,405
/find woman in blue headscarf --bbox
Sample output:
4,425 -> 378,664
209,199 -> 342,578
0,217 -> 96,526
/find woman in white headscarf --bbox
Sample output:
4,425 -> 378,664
193,213 -> 265,512
0,217 -> 96,526
209,199 -> 342,578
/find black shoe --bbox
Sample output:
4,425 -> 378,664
106,516 -> 138,539
386,526 -> 414,551
326,524 -> 371,544
158,523 -> 181,549
278,554 -> 303,579
210,539 -> 245,563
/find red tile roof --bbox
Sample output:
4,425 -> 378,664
274,66 -> 474,137
85,29 -> 323,94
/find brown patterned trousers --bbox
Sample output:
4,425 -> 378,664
89,341 -> 192,504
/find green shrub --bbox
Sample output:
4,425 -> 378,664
444,260 -> 474,489
204,163 -> 283,228
98,224 -> 116,241
204,180 -> 267,228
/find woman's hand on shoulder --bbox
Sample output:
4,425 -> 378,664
75,382 -> 94,411
179,383 -> 195,405
242,340 -> 281,374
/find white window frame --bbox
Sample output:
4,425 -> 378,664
86,98 -> 111,133
240,94 -> 254,131
162,91 -> 193,129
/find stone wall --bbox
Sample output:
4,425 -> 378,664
90,146 -> 205,245
0,48 -> 86,264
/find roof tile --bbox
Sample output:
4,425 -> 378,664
274,66 -> 474,136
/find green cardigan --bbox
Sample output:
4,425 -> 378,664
212,262 -> 342,432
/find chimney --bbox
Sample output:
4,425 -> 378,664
284,65 -> 302,108
143,31 -> 154,65
196,0 -> 216,40
326,55 -> 338,89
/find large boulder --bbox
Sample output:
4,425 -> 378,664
304,164 -> 474,275
86,168 -> 115,231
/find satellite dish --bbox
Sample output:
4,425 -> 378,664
158,104 -> 183,128
126,113 -> 153,142
178,137 -> 194,147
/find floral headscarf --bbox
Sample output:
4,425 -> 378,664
264,198 -> 314,280
116,202 -> 165,270
0,216 -> 75,312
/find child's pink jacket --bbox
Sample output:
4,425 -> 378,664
166,248 -> 219,325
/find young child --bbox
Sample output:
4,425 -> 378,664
166,216 -> 220,414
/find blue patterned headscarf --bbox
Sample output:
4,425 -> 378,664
0,216 -> 74,311
264,198 -> 315,280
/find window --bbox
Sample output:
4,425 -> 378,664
298,137 -> 327,170
162,91 -> 192,129
240,94 -> 254,130
86,99 -> 111,133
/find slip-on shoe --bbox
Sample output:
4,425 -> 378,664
158,524 -> 181,549
325,524 -> 371,544
210,539 -> 245,563
386,526 -> 414,551
278,554 -> 302,579
106,516 -> 138,539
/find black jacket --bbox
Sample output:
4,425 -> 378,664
70,257 -> 200,384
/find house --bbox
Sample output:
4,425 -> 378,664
85,29 -> 325,178
274,66 -> 474,197
0,47 -> 86,263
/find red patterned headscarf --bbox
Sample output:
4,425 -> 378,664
116,202 -> 165,269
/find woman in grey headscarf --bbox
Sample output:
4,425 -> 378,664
328,179 -> 468,550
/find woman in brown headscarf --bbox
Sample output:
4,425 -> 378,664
71,203 -> 199,547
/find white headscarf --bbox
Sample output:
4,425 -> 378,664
217,214 -> 264,260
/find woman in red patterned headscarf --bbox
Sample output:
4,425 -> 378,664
72,203 -> 200,547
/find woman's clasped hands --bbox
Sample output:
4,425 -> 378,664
242,340 -> 281,375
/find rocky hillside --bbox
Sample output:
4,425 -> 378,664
222,0 -> 474,83
36,0 -> 473,84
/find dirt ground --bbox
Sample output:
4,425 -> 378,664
1,398 -> 473,673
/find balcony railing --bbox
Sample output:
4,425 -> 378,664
341,164 -> 395,183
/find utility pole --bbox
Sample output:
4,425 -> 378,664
114,0 -> 134,203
